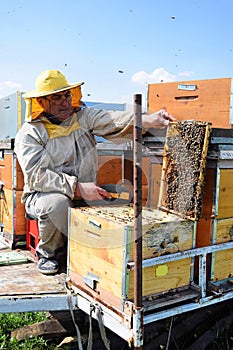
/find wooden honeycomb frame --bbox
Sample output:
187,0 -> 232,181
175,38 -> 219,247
158,121 -> 212,220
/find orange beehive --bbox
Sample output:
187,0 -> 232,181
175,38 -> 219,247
0,149 -> 26,248
148,78 -> 233,128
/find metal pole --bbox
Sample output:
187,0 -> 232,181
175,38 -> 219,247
133,94 -> 142,307
133,94 -> 143,349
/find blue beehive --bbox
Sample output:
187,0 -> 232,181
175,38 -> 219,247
0,92 -> 26,140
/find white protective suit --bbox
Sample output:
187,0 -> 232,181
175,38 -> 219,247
14,107 -> 134,258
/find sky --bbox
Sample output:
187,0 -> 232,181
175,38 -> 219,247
0,0 -> 233,108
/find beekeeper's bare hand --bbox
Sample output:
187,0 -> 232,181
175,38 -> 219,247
75,182 -> 112,201
142,109 -> 176,128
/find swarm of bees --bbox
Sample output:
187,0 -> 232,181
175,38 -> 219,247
162,120 -> 211,220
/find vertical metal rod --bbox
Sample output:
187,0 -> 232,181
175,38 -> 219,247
133,94 -> 143,308
199,253 -> 207,298
133,94 -> 143,349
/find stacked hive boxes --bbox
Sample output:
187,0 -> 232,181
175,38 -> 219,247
68,206 -> 195,310
0,92 -> 26,248
0,145 -> 25,248
196,143 -> 233,285
148,78 -> 233,288
68,121 -> 211,310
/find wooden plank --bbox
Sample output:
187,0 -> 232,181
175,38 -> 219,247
11,319 -> 67,341
142,184 -> 148,206
15,158 -> 24,190
128,258 -> 192,298
0,153 -> 13,190
1,189 -> 25,236
0,153 -> 24,190
215,217 -> 233,244
212,249 -> 233,281
142,156 -> 150,186
69,208 -> 126,300
148,78 -> 232,128
218,169 -> 233,218
130,219 -> 194,260
97,155 -> 123,185
69,240 -> 124,299
149,163 -> 162,208
201,168 -> 215,218
0,260 -> 67,295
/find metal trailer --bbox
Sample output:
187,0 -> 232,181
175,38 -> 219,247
0,241 -> 233,348
0,96 -> 233,349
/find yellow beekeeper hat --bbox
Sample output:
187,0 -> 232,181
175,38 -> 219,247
24,69 -> 84,121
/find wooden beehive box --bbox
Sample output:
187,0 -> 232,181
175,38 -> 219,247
0,189 -> 25,247
148,78 -> 233,128
0,151 -> 24,191
211,217 -> 233,283
211,249 -> 233,282
97,149 -> 151,206
195,137 -> 233,286
0,147 -> 26,248
68,206 -> 195,310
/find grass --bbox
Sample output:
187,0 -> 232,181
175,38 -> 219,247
0,310 -> 232,349
0,312 -> 68,349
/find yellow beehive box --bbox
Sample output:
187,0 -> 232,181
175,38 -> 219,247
210,217 -> 233,283
211,249 -> 233,282
216,169 -> 233,219
195,159 -> 233,285
68,206 -> 195,310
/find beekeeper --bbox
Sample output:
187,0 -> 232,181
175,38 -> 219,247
15,69 -> 176,275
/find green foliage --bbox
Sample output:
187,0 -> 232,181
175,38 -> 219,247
0,312 -> 65,349
0,312 -> 46,333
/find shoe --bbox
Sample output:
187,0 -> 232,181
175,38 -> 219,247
38,257 -> 59,275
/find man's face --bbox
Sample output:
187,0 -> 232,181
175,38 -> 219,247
37,90 -> 73,121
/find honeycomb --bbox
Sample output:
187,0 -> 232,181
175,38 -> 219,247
161,120 -> 211,220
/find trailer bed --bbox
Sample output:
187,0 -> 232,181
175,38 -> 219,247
0,245 -> 70,313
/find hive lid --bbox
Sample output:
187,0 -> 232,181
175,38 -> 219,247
158,120 -> 212,220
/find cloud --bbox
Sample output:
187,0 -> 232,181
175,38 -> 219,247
0,80 -> 22,89
0,80 -> 23,98
131,67 -> 176,85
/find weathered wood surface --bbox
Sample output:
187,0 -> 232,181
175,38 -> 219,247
212,248 -> 233,282
11,318 -> 67,341
2,189 -> 26,236
218,169 -> 233,218
215,217 -> 233,244
0,251 -> 66,296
